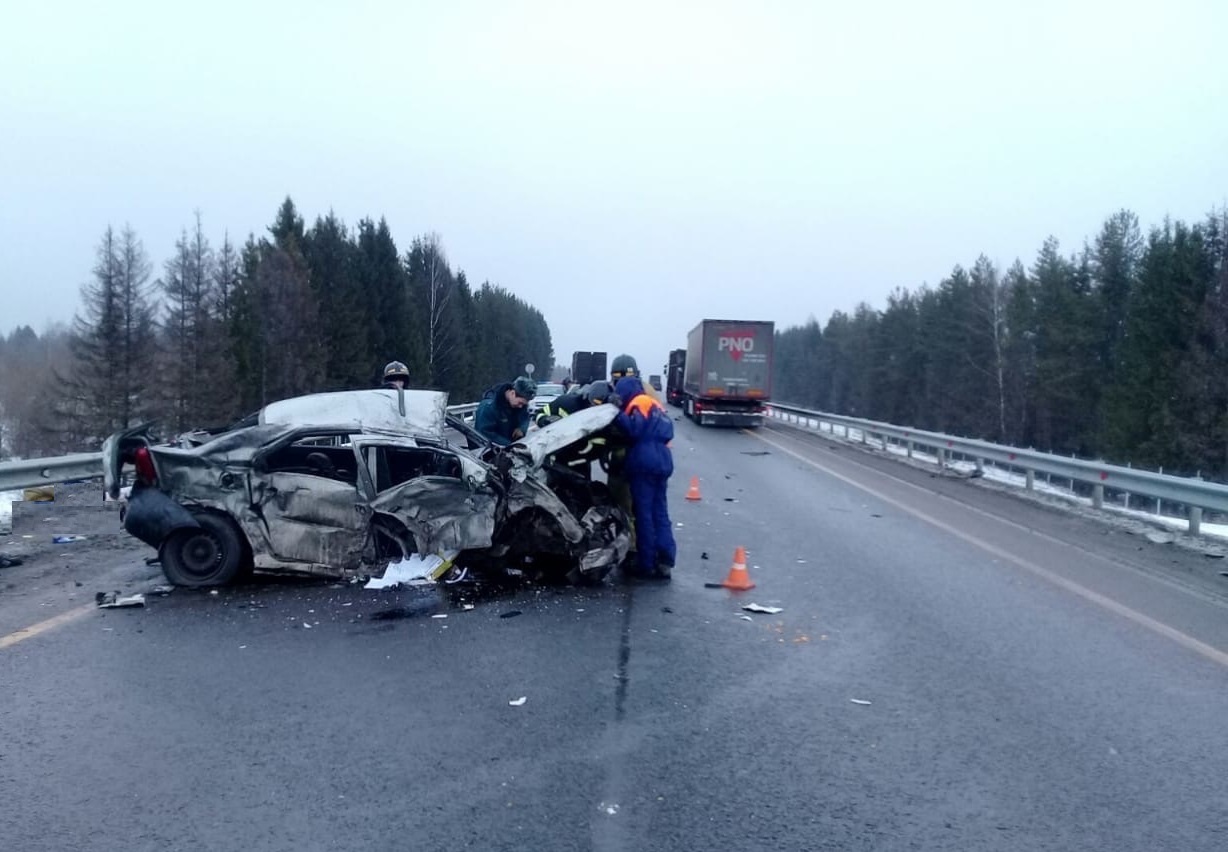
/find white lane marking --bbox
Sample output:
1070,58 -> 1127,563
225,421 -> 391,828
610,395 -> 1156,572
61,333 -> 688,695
752,429 -> 1228,669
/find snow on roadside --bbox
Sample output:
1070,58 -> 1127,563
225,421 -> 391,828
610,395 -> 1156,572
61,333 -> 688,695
783,418 -> 1228,542
0,489 -> 19,534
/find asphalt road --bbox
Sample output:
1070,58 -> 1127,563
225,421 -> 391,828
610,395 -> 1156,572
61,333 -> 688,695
2,418 -> 1227,851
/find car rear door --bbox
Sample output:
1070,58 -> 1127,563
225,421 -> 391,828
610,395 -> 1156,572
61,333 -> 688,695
250,433 -> 370,569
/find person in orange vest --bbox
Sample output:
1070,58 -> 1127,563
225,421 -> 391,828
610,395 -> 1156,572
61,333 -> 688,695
613,375 -> 676,581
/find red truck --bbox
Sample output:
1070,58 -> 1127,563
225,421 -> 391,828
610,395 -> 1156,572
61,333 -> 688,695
681,319 -> 774,427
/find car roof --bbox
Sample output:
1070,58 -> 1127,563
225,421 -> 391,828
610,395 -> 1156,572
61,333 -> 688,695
259,389 -> 449,438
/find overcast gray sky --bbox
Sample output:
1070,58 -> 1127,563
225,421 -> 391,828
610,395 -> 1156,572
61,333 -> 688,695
3,0 -> 1225,382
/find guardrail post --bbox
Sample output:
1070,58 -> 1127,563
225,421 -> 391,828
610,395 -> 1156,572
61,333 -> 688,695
906,440 -> 913,459
936,447 -> 946,470
1189,506 -> 1202,536
1092,484 -> 1104,509
1025,469 -> 1034,491
861,428 -> 868,445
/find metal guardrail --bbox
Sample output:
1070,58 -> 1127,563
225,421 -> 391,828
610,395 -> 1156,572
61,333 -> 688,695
0,402 -> 484,492
765,402 -> 1228,536
0,452 -> 104,492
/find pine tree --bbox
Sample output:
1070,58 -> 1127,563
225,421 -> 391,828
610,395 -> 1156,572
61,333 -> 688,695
65,226 -> 157,445
873,290 -> 923,425
1001,260 -> 1036,445
356,217 -> 421,384
1028,238 -> 1101,453
1104,220 -> 1210,467
229,235 -> 265,414
304,212 -> 367,389
158,212 -> 221,431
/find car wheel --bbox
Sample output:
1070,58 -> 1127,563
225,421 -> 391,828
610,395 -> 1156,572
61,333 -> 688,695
160,512 -> 247,587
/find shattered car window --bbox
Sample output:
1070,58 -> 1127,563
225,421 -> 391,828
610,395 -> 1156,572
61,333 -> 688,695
261,435 -> 360,486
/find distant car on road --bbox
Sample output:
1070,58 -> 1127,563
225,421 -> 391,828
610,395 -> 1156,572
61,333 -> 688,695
529,382 -> 566,416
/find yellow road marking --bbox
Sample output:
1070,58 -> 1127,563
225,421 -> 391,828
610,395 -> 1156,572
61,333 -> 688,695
0,603 -> 95,650
752,428 -> 1228,670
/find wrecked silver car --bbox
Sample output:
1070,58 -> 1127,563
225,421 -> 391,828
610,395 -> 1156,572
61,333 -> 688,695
102,389 -> 630,587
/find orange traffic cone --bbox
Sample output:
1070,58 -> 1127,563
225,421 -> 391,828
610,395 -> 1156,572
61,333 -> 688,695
721,546 -> 756,590
685,476 -> 702,501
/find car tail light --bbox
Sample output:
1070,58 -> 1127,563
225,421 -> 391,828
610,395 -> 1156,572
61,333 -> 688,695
133,447 -> 157,485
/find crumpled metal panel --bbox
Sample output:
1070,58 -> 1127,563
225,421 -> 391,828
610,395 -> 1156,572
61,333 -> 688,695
259,389 -> 449,438
510,404 -> 620,470
370,477 -> 498,552
576,506 -> 631,573
148,424 -> 300,470
503,476 -> 585,544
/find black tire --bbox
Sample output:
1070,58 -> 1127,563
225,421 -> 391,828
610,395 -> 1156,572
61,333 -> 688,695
160,512 -> 247,587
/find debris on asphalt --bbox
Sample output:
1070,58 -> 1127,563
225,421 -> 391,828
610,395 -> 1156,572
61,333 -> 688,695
870,513 -> 883,518
509,696 -> 527,706
302,622 -> 313,629
740,451 -> 771,456
1220,572 -> 1228,578
1204,552 -> 1224,559
500,610 -> 522,619
724,498 -> 737,502
600,803 -> 620,816
365,553 -> 450,589
739,615 -> 754,622
700,552 -> 709,560
209,590 -> 219,596
150,584 -> 175,596
96,592 -> 146,608
704,582 -> 724,588
52,535 -> 88,544
675,522 -> 684,528
145,556 -> 161,566
661,606 -> 673,614
1144,531 -> 1175,545
462,604 -> 475,611
743,603 -> 783,614
850,698 -> 872,706
0,555 -> 24,569
431,614 -> 448,619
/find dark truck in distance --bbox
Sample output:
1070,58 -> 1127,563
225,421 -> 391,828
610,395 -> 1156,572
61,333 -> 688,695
666,348 -> 686,406
681,319 -> 774,427
570,351 -> 608,385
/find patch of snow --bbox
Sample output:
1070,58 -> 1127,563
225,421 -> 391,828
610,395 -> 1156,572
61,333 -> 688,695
777,414 -> 1228,542
0,489 -> 19,534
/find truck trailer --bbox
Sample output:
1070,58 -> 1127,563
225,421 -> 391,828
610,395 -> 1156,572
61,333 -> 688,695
665,348 -> 686,406
569,351 -> 608,385
681,320 -> 774,427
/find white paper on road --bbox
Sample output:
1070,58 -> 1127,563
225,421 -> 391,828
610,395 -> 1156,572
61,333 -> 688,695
365,553 -> 452,589
97,593 -> 146,608
742,603 -> 783,614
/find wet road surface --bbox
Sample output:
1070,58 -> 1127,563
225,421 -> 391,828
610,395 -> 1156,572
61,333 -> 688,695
3,418 -> 1228,851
